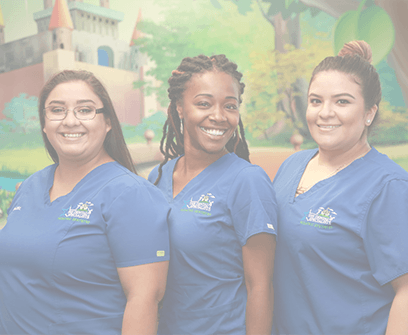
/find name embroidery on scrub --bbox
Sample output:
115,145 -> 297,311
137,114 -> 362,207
181,193 -> 215,216
58,201 -> 94,224
300,207 -> 336,230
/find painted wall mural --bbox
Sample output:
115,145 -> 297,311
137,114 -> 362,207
0,0 -> 407,225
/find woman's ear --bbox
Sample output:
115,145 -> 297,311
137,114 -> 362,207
176,103 -> 183,120
366,104 -> 378,126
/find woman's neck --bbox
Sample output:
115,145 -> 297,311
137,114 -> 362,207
50,152 -> 113,202
317,141 -> 371,169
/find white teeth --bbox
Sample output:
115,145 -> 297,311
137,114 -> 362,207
200,127 -> 226,136
319,125 -> 340,129
63,133 -> 84,138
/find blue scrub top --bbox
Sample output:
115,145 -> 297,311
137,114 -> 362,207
149,153 -> 277,335
0,162 -> 170,335
272,148 -> 408,335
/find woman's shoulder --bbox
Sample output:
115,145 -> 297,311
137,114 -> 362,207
17,164 -> 57,190
366,148 -> 408,182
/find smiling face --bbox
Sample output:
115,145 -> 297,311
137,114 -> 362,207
307,71 -> 377,155
177,71 -> 240,158
43,81 -> 112,165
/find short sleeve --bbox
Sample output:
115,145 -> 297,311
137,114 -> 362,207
103,181 -> 170,268
364,179 -> 408,285
227,165 -> 277,246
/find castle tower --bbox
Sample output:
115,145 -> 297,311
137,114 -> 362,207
44,0 -> 53,9
129,8 -> 143,71
49,0 -> 74,51
100,0 -> 109,9
0,2 -> 4,45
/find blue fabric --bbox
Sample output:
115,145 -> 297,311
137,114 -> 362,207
272,148 -> 408,335
149,153 -> 277,335
0,162 -> 170,335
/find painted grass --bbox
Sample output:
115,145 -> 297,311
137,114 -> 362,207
393,157 -> 408,172
0,217 -> 6,229
0,148 -> 53,176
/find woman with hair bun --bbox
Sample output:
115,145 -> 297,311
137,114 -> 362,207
148,54 -> 277,334
272,41 -> 408,334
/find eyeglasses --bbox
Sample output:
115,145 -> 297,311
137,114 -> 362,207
44,106 -> 105,121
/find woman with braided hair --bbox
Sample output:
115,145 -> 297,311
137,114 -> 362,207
148,54 -> 277,334
272,41 -> 408,334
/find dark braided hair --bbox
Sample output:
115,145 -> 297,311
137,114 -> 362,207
155,54 -> 250,185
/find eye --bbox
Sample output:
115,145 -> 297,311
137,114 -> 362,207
50,106 -> 66,114
196,101 -> 210,108
76,106 -> 94,114
225,104 -> 238,110
337,99 -> 350,105
309,98 -> 321,104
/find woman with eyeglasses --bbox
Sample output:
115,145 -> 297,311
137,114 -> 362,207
0,70 -> 170,335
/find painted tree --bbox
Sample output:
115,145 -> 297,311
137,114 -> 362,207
245,39 -> 331,139
217,0 -> 402,140
133,0 -> 273,106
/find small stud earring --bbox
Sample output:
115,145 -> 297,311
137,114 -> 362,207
367,120 -> 371,124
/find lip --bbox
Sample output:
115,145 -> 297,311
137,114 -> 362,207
200,126 -> 227,137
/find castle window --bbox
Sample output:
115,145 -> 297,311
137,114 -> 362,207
98,46 -> 114,67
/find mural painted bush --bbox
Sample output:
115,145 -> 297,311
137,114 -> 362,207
0,188 -> 15,221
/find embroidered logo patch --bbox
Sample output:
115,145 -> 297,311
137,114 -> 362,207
300,207 -> 336,229
59,201 -> 94,223
157,250 -> 165,257
181,193 -> 215,216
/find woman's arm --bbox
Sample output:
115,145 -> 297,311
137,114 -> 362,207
118,261 -> 169,335
243,232 -> 276,335
386,272 -> 408,335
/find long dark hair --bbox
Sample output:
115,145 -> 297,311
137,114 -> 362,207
155,54 -> 250,185
309,40 -> 381,127
39,70 -> 136,173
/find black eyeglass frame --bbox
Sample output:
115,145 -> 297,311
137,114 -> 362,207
43,106 -> 105,121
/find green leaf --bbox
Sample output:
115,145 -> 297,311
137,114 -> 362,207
266,0 -> 286,17
309,7 -> 321,18
133,80 -> 146,89
231,0 -> 253,15
333,10 -> 360,55
210,0 -> 222,9
285,0 -> 295,9
358,5 -> 395,65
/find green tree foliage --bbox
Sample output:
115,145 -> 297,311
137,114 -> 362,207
1,93 -> 39,134
245,39 -> 332,139
370,102 -> 408,145
134,0 -> 274,106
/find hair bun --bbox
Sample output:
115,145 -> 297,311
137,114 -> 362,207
338,40 -> 373,63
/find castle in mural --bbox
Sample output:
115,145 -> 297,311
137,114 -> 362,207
0,0 -> 151,125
